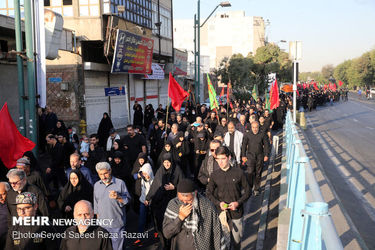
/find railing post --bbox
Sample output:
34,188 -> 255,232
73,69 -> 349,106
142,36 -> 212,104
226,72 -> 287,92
288,156 -> 309,250
301,202 -> 329,250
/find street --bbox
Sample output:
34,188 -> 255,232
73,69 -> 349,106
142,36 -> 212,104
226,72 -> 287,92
303,94 -> 375,249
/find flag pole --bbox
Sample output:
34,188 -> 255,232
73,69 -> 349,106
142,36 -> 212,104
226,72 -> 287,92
165,74 -> 171,143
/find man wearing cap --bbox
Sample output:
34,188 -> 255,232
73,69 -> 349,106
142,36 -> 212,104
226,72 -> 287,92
16,158 -> 49,196
6,169 -> 48,226
0,182 -> 10,249
163,178 -> 225,250
60,200 -> 113,250
5,192 -> 58,250
106,128 -> 120,152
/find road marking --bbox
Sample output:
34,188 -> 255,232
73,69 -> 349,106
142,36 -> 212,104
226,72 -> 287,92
353,118 -> 359,122
306,117 -> 375,223
350,98 -> 375,112
366,127 -> 375,130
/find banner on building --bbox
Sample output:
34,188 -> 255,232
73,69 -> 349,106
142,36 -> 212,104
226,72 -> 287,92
173,49 -> 188,76
111,29 -> 154,74
143,63 -> 165,80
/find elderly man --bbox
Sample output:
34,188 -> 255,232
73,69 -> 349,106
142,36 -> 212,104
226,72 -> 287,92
241,121 -> 270,195
94,162 -> 130,250
224,121 -> 243,165
60,200 -> 113,250
65,153 -> 93,186
16,158 -> 49,196
6,169 -> 48,226
206,146 -> 251,250
106,128 -> 120,152
235,115 -> 249,134
163,179 -> 224,250
0,182 -> 9,249
5,192 -> 58,249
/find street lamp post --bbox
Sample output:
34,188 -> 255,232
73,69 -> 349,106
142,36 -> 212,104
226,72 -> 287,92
194,1 -> 231,104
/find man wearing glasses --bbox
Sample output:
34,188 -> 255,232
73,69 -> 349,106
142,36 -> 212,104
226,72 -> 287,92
6,169 -> 48,226
198,139 -> 222,186
5,192 -> 58,249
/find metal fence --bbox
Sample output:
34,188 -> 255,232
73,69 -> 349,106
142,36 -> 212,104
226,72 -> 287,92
284,111 -> 343,250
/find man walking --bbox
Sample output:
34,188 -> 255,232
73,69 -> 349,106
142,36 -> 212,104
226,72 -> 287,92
241,121 -> 270,195
206,146 -> 251,250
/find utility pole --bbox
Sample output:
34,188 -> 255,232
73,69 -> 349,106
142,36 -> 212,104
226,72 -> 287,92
197,0 -> 201,104
14,0 -> 26,136
24,0 -> 38,149
194,14 -> 197,105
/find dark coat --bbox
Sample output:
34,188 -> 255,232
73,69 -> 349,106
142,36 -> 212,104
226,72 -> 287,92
97,113 -> 114,148
57,169 -> 93,218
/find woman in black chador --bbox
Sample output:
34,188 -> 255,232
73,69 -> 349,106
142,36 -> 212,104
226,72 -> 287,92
97,112 -> 114,148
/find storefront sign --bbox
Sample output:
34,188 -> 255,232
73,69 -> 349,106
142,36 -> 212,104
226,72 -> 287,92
104,86 -> 126,96
111,30 -> 154,74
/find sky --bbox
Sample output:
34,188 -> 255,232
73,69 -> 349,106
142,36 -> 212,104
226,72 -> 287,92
173,0 -> 375,72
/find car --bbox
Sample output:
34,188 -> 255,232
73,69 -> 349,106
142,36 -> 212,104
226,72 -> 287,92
370,88 -> 375,98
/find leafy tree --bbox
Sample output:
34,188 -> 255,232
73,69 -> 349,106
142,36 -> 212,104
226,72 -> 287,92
333,60 -> 352,85
321,64 -> 335,81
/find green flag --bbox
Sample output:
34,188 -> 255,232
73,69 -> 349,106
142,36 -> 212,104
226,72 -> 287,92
265,91 -> 272,113
207,74 -> 219,110
252,84 -> 258,101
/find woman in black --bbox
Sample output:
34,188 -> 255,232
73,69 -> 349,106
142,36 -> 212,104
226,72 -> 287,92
133,104 -> 144,128
157,141 -> 177,168
97,112 -> 114,148
107,139 -> 124,162
23,151 -> 42,174
52,120 -> 68,138
172,132 -> 190,177
145,153 -> 184,249
144,104 -> 155,129
57,169 -> 93,219
194,131 -> 209,180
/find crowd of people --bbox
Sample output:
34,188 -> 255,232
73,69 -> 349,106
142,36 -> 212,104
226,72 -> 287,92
0,86 -> 346,250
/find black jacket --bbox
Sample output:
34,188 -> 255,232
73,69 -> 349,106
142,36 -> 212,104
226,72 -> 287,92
206,165 -> 251,219
241,131 -> 270,158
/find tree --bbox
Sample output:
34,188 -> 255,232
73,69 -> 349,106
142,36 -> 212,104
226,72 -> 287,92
334,60 -> 352,85
321,64 -> 335,81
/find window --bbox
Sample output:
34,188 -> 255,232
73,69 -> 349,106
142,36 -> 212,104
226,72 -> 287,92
104,0 -> 152,29
45,0 -> 73,17
152,2 -> 171,39
0,0 -> 23,17
79,0 -> 100,16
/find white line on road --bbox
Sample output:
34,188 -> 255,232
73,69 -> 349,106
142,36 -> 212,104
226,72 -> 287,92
307,117 -> 375,223
353,118 -> 359,122
366,127 -> 375,130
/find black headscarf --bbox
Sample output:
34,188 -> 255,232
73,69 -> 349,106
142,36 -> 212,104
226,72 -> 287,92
97,112 -> 114,147
158,141 -> 176,166
57,169 -> 93,218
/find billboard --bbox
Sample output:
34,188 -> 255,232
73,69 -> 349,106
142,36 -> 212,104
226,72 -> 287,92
111,29 -> 154,74
173,49 -> 188,76
143,63 -> 165,80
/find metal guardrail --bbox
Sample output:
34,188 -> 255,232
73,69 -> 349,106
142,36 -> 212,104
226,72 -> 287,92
284,111 -> 344,250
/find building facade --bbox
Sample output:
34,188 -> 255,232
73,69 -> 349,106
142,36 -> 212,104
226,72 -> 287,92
174,10 -> 265,70
1,0 -> 174,135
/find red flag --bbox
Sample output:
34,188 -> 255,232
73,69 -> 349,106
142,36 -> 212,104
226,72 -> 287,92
313,82 -> 319,91
270,79 -> 280,110
303,83 -> 306,89
219,87 -> 224,105
168,73 -> 189,112
338,80 -> 343,87
0,103 -> 35,169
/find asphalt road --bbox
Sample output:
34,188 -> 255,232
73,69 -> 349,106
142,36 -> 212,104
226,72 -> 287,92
303,94 -> 375,249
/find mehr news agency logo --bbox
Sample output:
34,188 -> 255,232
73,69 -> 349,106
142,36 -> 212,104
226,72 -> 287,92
12,216 -> 149,240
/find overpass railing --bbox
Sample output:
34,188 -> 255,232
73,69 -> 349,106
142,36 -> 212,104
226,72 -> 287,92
284,111 -> 343,250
